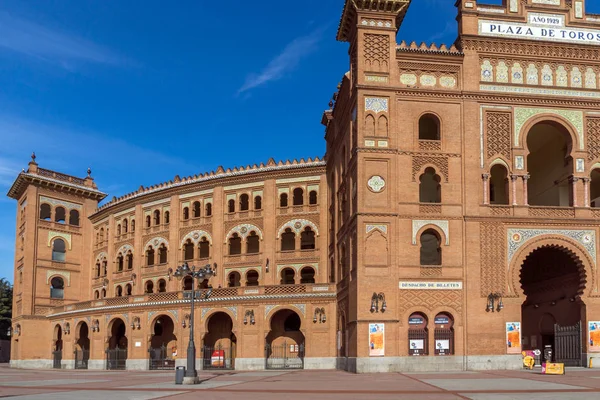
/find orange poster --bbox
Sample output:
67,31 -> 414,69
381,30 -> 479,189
506,322 -> 521,354
589,321 -> 600,352
369,323 -> 385,357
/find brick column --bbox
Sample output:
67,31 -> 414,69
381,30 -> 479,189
522,174 -> 530,206
510,175 -> 519,206
571,176 -> 579,207
482,173 -> 490,205
583,178 -> 590,207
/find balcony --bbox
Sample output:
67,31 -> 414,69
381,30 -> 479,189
276,249 -> 319,261
222,253 -> 262,265
225,210 -> 263,221
277,205 -> 319,216
528,206 -> 576,218
48,283 -> 336,315
181,216 -> 212,227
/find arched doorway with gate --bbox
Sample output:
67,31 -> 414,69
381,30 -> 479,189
75,322 -> 90,369
106,318 -> 128,370
265,308 -> 305,369
517,243 -> 588,366
202,312 -> 236,370
148,315 -> 177,370
52,324 -> 63,369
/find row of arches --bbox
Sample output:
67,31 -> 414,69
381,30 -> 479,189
365,113 -> 441,141
183,201 -> 212,220
226,267 -> 315,287
40,203 -> 80,226
145,210 -> 170,228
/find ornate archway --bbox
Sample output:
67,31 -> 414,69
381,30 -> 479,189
265,309 -> 305,369
202,312 -> 236,370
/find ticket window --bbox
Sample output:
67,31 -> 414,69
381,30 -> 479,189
433,312 -> 454,356
408,312 -> 429,356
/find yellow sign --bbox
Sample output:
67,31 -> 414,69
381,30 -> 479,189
542,363 -> 565,375
523,356 -> 535,370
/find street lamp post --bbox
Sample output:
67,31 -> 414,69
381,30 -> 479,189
173,261 -> 216,384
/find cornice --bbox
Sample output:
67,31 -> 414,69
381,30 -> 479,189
7,172 -> 106,201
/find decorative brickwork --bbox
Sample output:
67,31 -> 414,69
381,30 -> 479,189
364,34 -> 389,72
399,290 -> 462,325
412,156 -> 449,181
587,118 -> 600,162
485,112 -> 511,162
480,222 -> 506,297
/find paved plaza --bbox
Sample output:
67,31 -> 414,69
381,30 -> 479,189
2,365 -> 600,399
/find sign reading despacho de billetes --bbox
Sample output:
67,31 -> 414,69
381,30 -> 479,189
479,19 -> 600,46
399,281 -> 463,290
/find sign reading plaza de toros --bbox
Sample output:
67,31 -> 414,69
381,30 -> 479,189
480,13 -> 600,46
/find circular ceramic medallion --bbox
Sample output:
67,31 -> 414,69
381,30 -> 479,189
511,233 -> 522,243
240,226 -> 248,234
367,176 -> 386,193
583,234 -> 592,244
193,232 -> 200,239
294,222 -> 302,229
154,239 -> 159,245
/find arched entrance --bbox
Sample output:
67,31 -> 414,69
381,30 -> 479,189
520,245 -> 587,366
149,315 -> 177,370
75,322 -> 90,369
106,318 -> 127,370
265,309 -> 305,369
202,312 -> 236,370
52,324 -> 63,369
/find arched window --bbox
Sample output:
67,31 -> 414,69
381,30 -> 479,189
420,229 -> 442,266
131,219 -> 135,232
280,193 -> 288,207
293,188 -> 304,206
228,272 -> 241,287
55,207 -> 66,223
40,203 -> 51,220
116,285 -> 123,297
193,201 -> 201,218
300,267 -> 315,284
229,233 -> 241,255
146,215 -> 151,228
419,114 -> 440,140
123,219 -> 128,233
490,164 -> 509,205
157,279 -> 167,293
126,251 -> 133,270
240,194 -> 249,211
125,284 -> 132,296
205,203 -> 212,216
183,276 -> 193,291
419,167 -> 441,203
102,259 -> 107,276
254,196 -> 262,210
146,246 -> 155,266
99,227 -> 104,242
183,207 -> 190,220
228,199 -> 235,213
164,211 -> 170,224
246,270 -> 259,286
50,277 -> 64,299
117,224 -> 122,236
153,210 -> 161,225
52,239 -> 66,262
591,169 -> 600,207
300,227 -> 316,250
95,262 -> 100,278
145,281 -> 154,294
117,253 -> 124,272
408,312 -> 429,355
69,210 -> 80,226
199,237 -> 210,258
309,191 -> 318,205
281,228 -> 296,251
94,290 -> 100,299
433,312 -> 454,356
158,244 -> 168,264
281,268 -> 295,285
183,240 -> 194,260
101,288 -> 106,298
247,231 -> 260,254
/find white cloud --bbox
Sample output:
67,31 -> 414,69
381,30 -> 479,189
0,11 -> 129,69
237,28 -> 324,94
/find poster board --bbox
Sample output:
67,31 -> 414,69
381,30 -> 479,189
506,322 -> 521,354
369,323 -> 384,356
589,321 -> 600,352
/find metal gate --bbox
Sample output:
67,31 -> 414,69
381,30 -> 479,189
554,321 -> 582,367
265,342 -> 304,370
434,328 -> 454,356
52,350 -> 62,369
74,349 -> 89,370
149,345 -> 175,370
202,345 -> 235,370
106,348 -> 127,370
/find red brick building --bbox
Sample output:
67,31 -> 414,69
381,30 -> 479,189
8,0 -> 600,372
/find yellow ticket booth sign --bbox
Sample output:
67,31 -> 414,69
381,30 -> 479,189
542,363 -> 565,375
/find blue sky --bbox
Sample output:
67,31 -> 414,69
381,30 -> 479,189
1,0 -> 600,283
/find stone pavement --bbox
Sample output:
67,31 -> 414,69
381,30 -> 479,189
1,364 -> 600,399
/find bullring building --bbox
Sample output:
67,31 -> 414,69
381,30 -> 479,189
8,0 -> 600,372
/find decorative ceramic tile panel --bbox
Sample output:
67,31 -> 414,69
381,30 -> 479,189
365,97 -> 388,113
440,76 -> 457,88
39,196 -> 82,210
541,65 -> 553,86
556,66 -> 568,87
586,68 -> 597,89
116,244 -> 133,255
496,62 -> 508,83
292,304 -> 306,316
572,67 -> 583,88
577,158 -> 585,172
510,0 -> 518,12
532,0 -> 560,5
420,74 -> 436,86
481,60 -> 493,82
366,224 -> 387,234
527,64 -> 539,85
481,84 -> 600,100
507,228 -> 596,263
367,176 -> 385,192
377,140 -> 388,147
144,236 -> 169,250
514,108 -> 583,149
412,220 -> 449,245
265,304 -> 277,318
576,2 -> 583,19
515,156 -> 524,170
46,270 -> 71,286
511,63 -> 524,84
400,74 -> 417,85
224,224 -> 263,242
48,231 -> 72,249
181,230 -> 212,246
225,306 -> 238,319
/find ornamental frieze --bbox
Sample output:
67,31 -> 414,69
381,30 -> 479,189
507,228 -> 596,263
